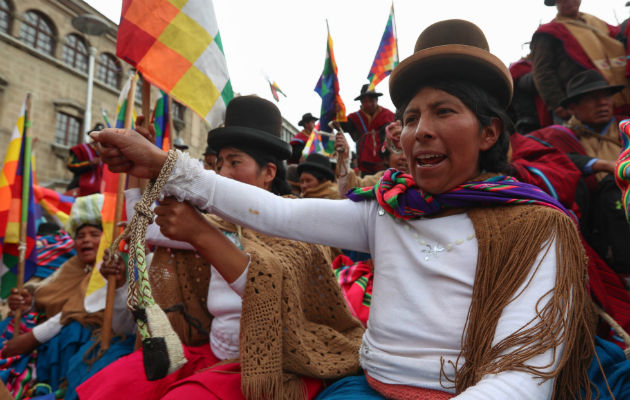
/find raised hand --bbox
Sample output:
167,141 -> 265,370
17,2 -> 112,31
154,197 -> 209,245
100,249 -> 127,288
335,132 -> 349,158
385,120 -> 402,150
8,288 -> 33,313
135,115 -> 157,144
90,128 -> 167,179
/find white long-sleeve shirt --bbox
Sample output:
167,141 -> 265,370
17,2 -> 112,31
32,282 -> 133,343
154,152 -> 565,399
125,188 -> 248,360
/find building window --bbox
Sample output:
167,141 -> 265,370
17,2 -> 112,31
0,0 -> 12,34
173,101 -> 186,121
19,10 -> 55,55
55,112 -> 82,146
61,34 -> 88,73
96,53 -> 120,88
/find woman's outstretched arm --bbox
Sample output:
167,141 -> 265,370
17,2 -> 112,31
160,153 -> 372,253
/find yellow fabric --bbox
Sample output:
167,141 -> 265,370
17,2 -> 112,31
558,13 -> 630,109
566,115 -> 622,181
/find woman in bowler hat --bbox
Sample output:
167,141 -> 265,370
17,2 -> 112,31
90,20 -> 594,399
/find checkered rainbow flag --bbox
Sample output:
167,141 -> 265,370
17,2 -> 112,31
117,0 -> 234,127
366,4 -> 398,91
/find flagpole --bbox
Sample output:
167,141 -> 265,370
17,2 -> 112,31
100,74 -> 138,350
167,96 -> 174,150
392,1 -> 399,64
13,93 -> 32,335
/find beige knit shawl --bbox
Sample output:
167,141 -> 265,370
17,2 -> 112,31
149,217 -> 364,400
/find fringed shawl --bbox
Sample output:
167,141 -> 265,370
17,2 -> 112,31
457,205 -> 595,399
148,217 -> 365,400
33,256 -> 103,327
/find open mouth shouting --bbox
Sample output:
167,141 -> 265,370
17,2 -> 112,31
415,152 -> 446,167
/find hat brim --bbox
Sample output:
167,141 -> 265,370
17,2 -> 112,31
354,92 -> 383,101
298,117 -> 318,127
389,44 -> 513,109
297,161 -> 335,181
560,83 -> 626,107
209,126 -> 291,160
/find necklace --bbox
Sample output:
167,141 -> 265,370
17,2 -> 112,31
400,217 -> 476,261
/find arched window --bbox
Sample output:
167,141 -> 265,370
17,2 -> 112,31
19,10 -> 55,55
0,0 -> 12,34
55,112 -> 82,147
61,34 -> 88,73
96,53 -> 120,88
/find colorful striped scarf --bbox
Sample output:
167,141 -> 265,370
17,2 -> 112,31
346,169 -> 569,220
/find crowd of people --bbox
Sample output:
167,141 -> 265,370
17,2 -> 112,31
0,1 -> 629,399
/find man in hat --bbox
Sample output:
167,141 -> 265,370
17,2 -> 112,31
528,69 -> 629,274
297,153 -> 339,199
173,137 -> 189,152
289,112 -> 319,164
339,84 -> 395,175
529,69 -> 623,181
530,0 -> 630,122
66,123 -> 105,197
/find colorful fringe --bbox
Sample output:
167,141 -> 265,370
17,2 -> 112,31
616,119 -> 630,222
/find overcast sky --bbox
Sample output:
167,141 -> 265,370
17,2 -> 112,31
86,0 -> 629,130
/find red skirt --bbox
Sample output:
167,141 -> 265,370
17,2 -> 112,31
76,344 -> 322,399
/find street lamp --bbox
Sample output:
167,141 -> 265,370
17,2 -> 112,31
71,14 -> 109,142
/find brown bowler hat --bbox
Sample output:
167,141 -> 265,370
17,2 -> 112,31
208,95 -> 291,160
389,19 -> 513,109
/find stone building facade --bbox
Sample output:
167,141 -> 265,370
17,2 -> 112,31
0,0 -> 210,191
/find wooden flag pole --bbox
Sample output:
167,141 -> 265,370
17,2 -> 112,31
13,94 -> 32,335
167,96 -> 174,150
100,74 -> 138,350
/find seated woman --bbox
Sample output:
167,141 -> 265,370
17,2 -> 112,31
0,194 -> 134,398
90,20 -> 596,399
77,96 -> 364,400
298,153 -> 340,199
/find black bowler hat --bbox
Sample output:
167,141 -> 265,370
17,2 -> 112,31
298,113 -> 319,127
544,0 -> 555,6
354,84 -> 383,101
560,70 -> 625,107
203,145 -> 216,156
297,153 -> 335,181
208,96 -> 291,160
